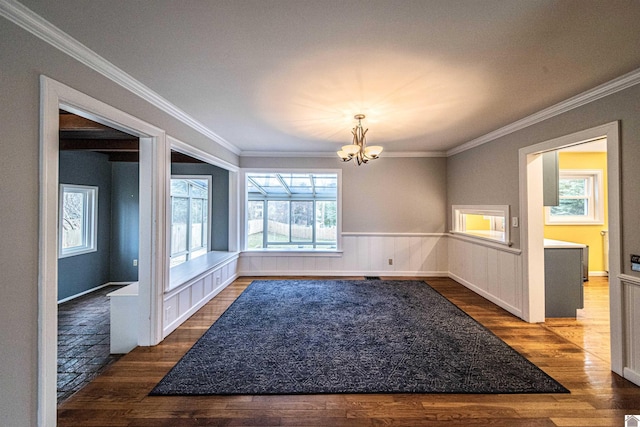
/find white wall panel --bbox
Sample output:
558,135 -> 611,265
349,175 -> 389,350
436,236 -> 448,273
262,256 -> 278,272
497,250 -> 516,307
163,255 -> 239,337
303,256 -> 317,272
203,275 -> 213,294
356,236 -> 371,272
472,244 -> 488,292
408,236 -> 423,272
239,233 -> 449,277
622,276 -> 640,386
448,235 -> 523,318
487,248 -> 499,297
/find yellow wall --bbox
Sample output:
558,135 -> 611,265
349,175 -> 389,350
465,214 -> 491,231
544,151 -> 608,274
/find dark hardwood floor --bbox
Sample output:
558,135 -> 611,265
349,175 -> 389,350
57,285 -> 123,404
57,276 -> 640,426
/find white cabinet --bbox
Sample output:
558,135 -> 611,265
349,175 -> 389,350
107,282 -> 139,354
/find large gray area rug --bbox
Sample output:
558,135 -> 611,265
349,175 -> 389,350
150,280 -> 568,395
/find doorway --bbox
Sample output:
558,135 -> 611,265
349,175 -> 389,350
539,139 -> 611,363
518,121 -> 624,376
57,111 -> 140,403
39,76 -> 168,426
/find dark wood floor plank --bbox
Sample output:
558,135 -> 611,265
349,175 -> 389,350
57,276 -> 640,426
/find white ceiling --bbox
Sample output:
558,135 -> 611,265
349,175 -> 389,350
17,0 -> 640,155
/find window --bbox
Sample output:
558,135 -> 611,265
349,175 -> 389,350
452,205 -> 510,245
59,184 -> 98,258
170,177 -> 210,267
546,170 -> 604,225
245,172 -> 339,250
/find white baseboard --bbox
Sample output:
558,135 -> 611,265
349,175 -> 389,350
588,271 -> 609,277
238,270 -> 449,277
57,281 -> 133,304
448,272 -> 523,318
624,367 -> 640,387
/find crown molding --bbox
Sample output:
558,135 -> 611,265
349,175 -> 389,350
447,66 -> 640,157
0,0 -> 241,155
240,150 -> 447,158
6,0 -> 639,160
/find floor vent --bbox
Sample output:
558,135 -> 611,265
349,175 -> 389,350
365,276 -> 381,280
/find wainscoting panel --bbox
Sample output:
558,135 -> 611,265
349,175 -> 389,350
622,274 -> 640,386
448,235 -> 523,318
163,255 -> 239,338
238,233 -> 449,277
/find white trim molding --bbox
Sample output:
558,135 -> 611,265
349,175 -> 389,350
240,151 -> 448,158
57,282 -> 132,304
0,0 -> 240,156
448,67 -> 640,156
519,122 -> 623,371
448,232 -> 521,255
619,274 -> 640,287
39,75 -> 168,427
169,135 -> 239,173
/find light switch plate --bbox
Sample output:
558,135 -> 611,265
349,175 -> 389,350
512,217 -> 519,227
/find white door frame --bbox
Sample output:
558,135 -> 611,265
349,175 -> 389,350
518,121 -> 623,374
39,76 -> 167,426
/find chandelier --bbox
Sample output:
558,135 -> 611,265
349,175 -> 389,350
337,114 -> 383,165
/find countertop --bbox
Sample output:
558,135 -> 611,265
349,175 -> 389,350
543,238 -> 587,249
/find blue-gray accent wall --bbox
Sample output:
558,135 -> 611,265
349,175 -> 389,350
110,162 -> 139,281
58,152 -> 140,301
58,151 -> 112,301
171,162 -> 229,251
58,155 -> 229,301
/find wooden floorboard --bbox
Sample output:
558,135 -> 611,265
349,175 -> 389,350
57,276 -> 640,426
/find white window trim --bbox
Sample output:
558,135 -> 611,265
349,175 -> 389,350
170,175 -> 212,266
241,168 -> 342,252
451,204 -> 510,245
545,169 -> 604,225
58,184 -> 98,258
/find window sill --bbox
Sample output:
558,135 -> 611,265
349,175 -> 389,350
59,247 -> 98,259
449,231 -> 517,252
241,249 -> 343,257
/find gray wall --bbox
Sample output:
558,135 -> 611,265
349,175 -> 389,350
58,151 -> 112,301
240,156 -> 448,233
110,162 -> 139,281
171,162 -> 229,251
447,83 -> 640,277
0,19 -> 238,426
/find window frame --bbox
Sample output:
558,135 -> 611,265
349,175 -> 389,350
169,175 -> 212,267
451,204 -> 510,245
243,169 -> 342,252
58,184 -> 98,258
545,169 -> 604,225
